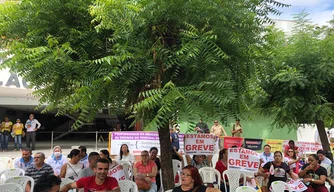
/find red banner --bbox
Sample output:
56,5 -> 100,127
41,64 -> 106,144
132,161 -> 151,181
223,137 -> 243,148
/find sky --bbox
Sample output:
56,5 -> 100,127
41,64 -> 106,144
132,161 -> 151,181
271,0 -> 334,26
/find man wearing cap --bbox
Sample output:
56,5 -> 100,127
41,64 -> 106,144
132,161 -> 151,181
195,118 -> 209,133
46,146 -> 68,176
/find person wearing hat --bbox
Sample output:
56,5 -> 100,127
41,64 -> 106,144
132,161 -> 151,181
46,146 -> 68,177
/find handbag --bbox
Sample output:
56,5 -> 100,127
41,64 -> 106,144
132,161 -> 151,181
135,178 -> 151,190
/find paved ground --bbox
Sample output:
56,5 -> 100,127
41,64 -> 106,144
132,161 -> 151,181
1,140 -> 109,159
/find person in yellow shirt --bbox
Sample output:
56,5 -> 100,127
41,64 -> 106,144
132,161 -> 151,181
1,116 -> 13,151
13,119 -> 24,151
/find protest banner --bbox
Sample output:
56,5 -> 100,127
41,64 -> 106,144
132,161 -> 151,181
223,137 -> 243,148
244,138 -> 263,151
265,139 -> 284,152
107,165 -> 126,180
184,134 -> 216,155
282,140 -> 322,156
269,180 -> 307,192
109,131 -> 184,155
228,148 -> 260,172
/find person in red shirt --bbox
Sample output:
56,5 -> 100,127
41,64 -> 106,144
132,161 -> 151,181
60,158 -> 120,192
284,140 -> 299,157
215,149 -> 228,192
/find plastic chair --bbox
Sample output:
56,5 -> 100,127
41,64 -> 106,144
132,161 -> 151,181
211,154 -> 219,167
0,168 -> 25,184
172,160 -> 182,187
0,183 -> 24,192
118,180 -> 138,192
119,161 -> 133,180
223,170 -> 246,192
4,176 -> 34,192
236,186 -> 257,192
271,181 -> 292,192
199,167 -> 221,189
0,158 -> 13,172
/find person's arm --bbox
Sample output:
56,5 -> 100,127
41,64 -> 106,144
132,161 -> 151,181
231,125 -> 237,134
206,188 -> 220,192
24,120 -> 29,129
222,127 -> 227,137
185,155 -> 191,166
59,163 -> 67,178
106,187 -> 121,192
239,126 -> 243,133
303,175 -> 326,185
60,182 -> 77,192
133,164 -> 142,179
298,164 -> 310,178
207,155 -> 213,166
35,120 -> 41,129
210,126 -> 214,134
149,164 -> 158,177
288,170 -> 298,180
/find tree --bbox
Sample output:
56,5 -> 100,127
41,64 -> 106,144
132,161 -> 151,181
255,12 -> 334,159
1,0 -> 287,189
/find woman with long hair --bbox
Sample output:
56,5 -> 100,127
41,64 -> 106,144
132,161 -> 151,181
150,147 -> 161,191
100,149 -> 117,169
172,165 -> 219,192
299,154 -> 328,192
215,149 -> 228,192
116,144 -> 135,164
60,149 -> 84,181
284,149 -> 300,174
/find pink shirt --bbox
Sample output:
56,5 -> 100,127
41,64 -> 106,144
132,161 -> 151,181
134,160 -> 157,183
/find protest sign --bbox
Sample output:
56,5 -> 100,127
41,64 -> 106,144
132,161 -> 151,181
282,140 -> 322,156
244,138 -> 263,151
184,134 -> 216,155
107,165 -> 126,180
109,131 -> 184,155
228,148 -> 260,172
269,180 -> 307,192
265,139 -> 284,152
223,137 -> 243,148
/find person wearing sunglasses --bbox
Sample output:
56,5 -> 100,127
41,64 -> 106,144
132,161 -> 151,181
173,165 -> 219,192
284,149 -> 300,174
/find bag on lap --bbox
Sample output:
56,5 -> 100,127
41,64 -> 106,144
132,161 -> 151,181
135,178 -> 151,190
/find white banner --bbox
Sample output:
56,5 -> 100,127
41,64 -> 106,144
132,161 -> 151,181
269,180 -> 307,192
107,165 -> 126,180
184,134 -> 216,155
283,141 -> 322,156
109,131 -> 184,155
228,148 -> 260,172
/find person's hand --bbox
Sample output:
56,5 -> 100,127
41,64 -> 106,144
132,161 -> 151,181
306,164 -> 315,171
34,128 -> 38,131
260,158 -> 264,164
119,165 -> 123,170
27,124 -> 31,128
302,178 -> 312,183
263,173 -> 270,179
145,177 -> 151,183
195,127 -> 201,131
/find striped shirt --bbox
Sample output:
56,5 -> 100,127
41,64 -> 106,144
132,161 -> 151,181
25,163 -> 54,183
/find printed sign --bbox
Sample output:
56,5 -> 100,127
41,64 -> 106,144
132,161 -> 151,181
269,180 -> 307,192
223,137 -> 243,148
184,134 -> 216,155
109,131 -> 184,155
228,148 -> 260,172
265,139 -> 284,152
283,140 -> 322,156
244,138 -> 263,151
107,165 -> 126,180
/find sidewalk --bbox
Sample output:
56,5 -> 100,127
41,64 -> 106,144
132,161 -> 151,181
0,140 -> 109,159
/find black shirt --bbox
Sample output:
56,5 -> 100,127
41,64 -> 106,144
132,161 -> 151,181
173,185 -> 207,192
263,161 -> 290,187
301,164 -> 327,188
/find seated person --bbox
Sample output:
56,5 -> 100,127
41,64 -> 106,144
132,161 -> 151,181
186,155 -> 211,170
299,154 -> 327,192
134,150 -> 158,192
33,174 -> 61,192
172,165 -> 219,192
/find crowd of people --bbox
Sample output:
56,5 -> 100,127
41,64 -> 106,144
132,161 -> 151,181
3,117 -> 334,192
0,114 -> 41,151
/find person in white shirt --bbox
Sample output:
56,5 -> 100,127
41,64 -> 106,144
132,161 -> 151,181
317,149 -> 332,165
25,114 -> 41,150
116,144 -> 135,164
259,144 -> 274,166
46,146 -> 68,176
13,148 -> 34,171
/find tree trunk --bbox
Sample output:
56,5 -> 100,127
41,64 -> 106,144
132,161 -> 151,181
158,125 -> 174,190
315,119 -> 333,161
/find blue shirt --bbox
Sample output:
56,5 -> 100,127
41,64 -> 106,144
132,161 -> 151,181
170,132 -> 180,150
